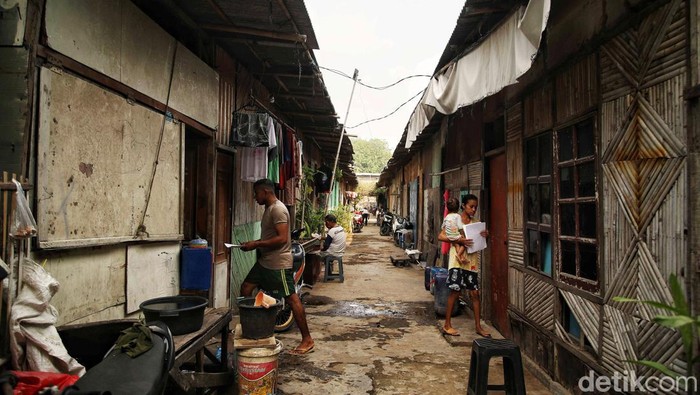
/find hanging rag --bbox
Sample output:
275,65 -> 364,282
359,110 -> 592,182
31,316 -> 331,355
230,112 -> 270,147
441,190 -> 451,255
10,259 -> 85,376
114,323 -> 154,358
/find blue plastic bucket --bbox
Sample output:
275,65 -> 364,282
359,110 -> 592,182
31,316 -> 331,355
434,270 -> 460,317
429,267 -> 447,295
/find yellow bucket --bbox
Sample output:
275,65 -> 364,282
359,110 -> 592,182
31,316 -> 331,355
236,340 -> 283,395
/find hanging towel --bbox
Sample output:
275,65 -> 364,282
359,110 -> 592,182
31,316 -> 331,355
267,120 -> 279,183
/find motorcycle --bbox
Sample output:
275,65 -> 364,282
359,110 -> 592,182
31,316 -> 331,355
275,228 -> 313,332
392,215 -> 413,248
380,211 -> 394,236
352,211 -> 364,233
19,320 -> 176,395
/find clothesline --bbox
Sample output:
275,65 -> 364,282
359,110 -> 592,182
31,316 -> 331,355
252,97 -> 296,135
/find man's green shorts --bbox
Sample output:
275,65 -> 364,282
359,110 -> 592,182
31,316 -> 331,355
244,263 -> 295,299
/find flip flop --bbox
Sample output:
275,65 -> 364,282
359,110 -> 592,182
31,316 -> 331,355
476,331 -> 492,338
288,345 -> 315,355
442,327 -> 460,336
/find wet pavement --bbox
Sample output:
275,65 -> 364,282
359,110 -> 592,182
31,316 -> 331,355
266,218 -> 560,395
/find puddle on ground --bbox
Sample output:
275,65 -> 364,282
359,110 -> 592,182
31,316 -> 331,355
315,300 -> 434,325
303,295 -> 333,306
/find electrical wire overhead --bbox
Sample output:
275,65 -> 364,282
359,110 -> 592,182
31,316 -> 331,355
319,66 -> 431,90
346,89 -> 425,129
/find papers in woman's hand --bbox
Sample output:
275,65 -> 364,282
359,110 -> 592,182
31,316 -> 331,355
463,222 -> 487,253
224,243 -> 242,248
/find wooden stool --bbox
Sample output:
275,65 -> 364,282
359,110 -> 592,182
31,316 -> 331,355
323,255 -> 344,282
467,338 -> 526,395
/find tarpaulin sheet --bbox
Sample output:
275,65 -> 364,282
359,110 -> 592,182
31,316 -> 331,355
406,0 -> 550,148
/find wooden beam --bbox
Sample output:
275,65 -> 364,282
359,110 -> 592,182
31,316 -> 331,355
270,72 -> 320,78
284,111 -> 337,118
276,92 -> 329,99
201,23 -> 307,43
203,0 -> 234,25
213,37 -> 302,48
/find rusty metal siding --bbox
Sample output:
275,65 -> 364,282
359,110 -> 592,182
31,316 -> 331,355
524,274 -> 554,331
523,82 -> 553,137
218,79 -> 233,146
555,54 -> 597,123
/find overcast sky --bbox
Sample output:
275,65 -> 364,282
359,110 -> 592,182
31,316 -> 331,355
306,0 -> 465,149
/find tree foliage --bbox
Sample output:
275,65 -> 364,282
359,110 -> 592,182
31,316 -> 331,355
351,138 -> 392,173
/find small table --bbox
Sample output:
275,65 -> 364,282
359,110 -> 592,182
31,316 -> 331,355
169,307 -> 233,392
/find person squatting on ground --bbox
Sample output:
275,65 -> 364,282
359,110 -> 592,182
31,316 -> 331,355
437,194 -> 490,338
240,178 -> 315,355
442,197 -> 469,266
319,214 -> 346,260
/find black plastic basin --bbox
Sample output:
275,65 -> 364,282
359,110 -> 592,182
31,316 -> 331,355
140,296 -> 208,335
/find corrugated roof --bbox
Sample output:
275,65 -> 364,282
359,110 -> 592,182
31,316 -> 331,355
132,0 -> 356,186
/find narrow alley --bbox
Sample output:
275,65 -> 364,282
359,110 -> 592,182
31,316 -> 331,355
270,219 -> 554,394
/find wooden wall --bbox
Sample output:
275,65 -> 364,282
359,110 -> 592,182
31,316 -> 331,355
599,0 -> 687,376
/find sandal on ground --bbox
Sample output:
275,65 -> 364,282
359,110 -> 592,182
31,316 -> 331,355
442,327 -> 460,336
288,345 -> 315,355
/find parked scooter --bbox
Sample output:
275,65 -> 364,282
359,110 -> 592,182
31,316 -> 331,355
352,211 -> 364,233
275,228 -> 313,332
25,320 -> 176,395
392,215 -> 413,248
380,211 -> 394,236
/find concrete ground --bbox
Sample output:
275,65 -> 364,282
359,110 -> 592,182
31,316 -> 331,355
262,218 -> 561,395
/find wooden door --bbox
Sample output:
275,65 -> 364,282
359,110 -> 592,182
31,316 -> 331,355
488,153 -> 510,336
214,153 -> 233,306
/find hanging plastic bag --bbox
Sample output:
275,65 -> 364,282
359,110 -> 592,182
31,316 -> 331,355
10,179 -> 37,238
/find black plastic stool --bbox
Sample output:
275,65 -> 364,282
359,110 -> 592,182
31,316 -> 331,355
467,338 -> 526,395
323,255 -> 344,282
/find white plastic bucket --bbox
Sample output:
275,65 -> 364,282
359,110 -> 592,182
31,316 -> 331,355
236,340 -> 283,395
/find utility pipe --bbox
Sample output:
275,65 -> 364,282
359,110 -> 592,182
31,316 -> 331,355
324,69 -> 359,217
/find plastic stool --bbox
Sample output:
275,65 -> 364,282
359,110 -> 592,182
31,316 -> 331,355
467,338 -> 526,395
323,256 -> 344,282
